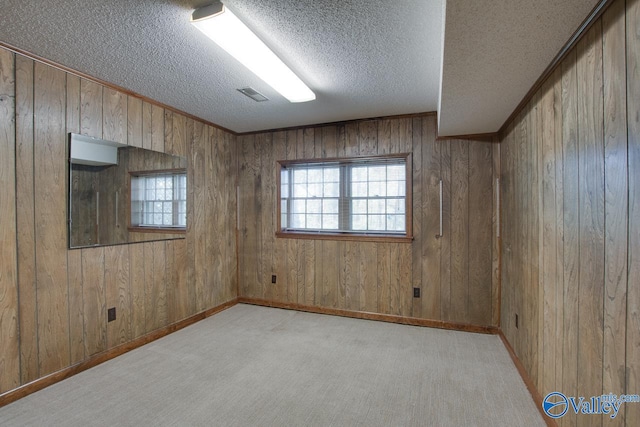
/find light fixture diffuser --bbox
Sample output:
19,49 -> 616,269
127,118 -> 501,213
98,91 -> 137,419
191,1 -> 316,103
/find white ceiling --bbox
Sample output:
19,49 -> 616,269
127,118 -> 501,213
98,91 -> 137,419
0,0 -> 597,135
438,0 -> 598,136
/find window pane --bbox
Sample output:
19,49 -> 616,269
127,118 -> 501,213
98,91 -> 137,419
323,199 -> 338,214
386,199 -> 405,214
352,215 -> 367,230
324,182 -> 339,197
293,184 -> 307,198
352,182 -> 367,197
352,199 -> 367,214
324,168 -> 339,182
308,184 -> 322,198
307,214 -> 321,229
308,168 -> 323,183
368,199 -> 385,214
292,214 -> 306,228
387,165 -> 405,180
293,199 -> 306,214
387,181 -> 402,197
293,169 -> 307,184
368,215 -> 385,230
131,172 -> 186,228
280,158 -> 406,236
368,166 -> 386,180
368,181 -> 386,197
323,214 -> 339,229
387,215 -> 405,231
307,199 -> 322,213
352,167 -> 367,182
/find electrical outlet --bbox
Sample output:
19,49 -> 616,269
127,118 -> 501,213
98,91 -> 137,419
271,275 -> 277,284
413,287 -> 420,298
515,313 -> 519,329
108,307 -> 116,322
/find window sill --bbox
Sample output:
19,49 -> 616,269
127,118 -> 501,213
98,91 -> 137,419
276,231 -> 413,243
128,226 -> 186,234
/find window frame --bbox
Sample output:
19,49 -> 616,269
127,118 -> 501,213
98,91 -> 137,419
276,153 -> 413,243
128,168 -> 187,234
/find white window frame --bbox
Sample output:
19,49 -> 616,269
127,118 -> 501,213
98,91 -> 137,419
129,169 -> 187,232
276,153 -> 412,243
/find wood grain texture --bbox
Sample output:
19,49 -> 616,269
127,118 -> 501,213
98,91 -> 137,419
237,115 -> 496,327
411,118 -> 423,318
80,79 -> 102,138
499,2 -> 636,425
127,96 -> 142,148
577,22 -> 605,414
14,54 -> 38,384
66,74 -> 85,366
602,1 -> 628,424
129,243 -> 146,339
105,245 -> 131,348
34,62 -> 70,376
102,88 -> 126,144
0,47 -> 20,394
421,116 -> 441,319
450,140 -> 469,324
626,0 -> 640,425
2,49 -> 238,399
561,51 -> 580,427
81,247 -> 106,357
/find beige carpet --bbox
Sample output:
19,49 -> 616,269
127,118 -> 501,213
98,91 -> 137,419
0,304 -> 544,426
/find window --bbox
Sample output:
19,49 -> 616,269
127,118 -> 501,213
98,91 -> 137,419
277,154 -> 412,242
130,170 -> 187,231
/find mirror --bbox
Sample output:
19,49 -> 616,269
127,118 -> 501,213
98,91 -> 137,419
69,133 -> 187,248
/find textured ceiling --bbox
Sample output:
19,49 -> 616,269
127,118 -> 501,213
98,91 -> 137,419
438,0 -> 598,136
0,0 -> 443,133
0,0 -> 598,135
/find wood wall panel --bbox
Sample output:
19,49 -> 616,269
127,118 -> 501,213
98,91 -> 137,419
500,1 -> 635,424
34,62 -> 70,376
0,46 -> 237,397
603,1 -> 628,424
0,47 -> 20,393
81,247 -> 106,357
105,245 -> 131,348
626,0 -> 640,425
238,115 -> 497,326
65,74 -> 85,366
14,54 -> 38,384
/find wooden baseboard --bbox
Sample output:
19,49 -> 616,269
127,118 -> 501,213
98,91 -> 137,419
237,297 -> 498,335
0,298 -> 238,409
497,331 -> 556,427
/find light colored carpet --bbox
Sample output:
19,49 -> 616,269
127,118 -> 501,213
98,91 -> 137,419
0,304 -> 544,426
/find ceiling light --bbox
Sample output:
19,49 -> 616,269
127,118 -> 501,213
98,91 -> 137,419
191,1 -> 316,103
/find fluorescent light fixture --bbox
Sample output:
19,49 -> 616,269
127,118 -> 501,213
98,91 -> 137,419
191,1 -> 315,103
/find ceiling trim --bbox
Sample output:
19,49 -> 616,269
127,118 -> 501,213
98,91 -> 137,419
0,40 -> 238,136
235,111 -> 438,136
435,132 -> 498,142
496,0 -> 615,138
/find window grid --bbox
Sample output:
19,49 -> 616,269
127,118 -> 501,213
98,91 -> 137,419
280,157 -> 408,236
131,172 -> 186,229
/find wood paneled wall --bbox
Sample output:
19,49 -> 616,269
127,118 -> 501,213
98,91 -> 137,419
237,115 -> 500,326
0,47 -> 237,395
500,0 -> 638,425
